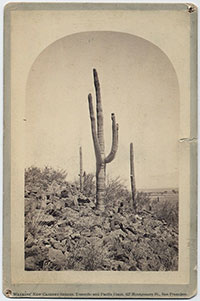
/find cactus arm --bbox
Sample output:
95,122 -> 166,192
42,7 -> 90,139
105,113 -> 119,164
93,69 -> 105,154
88,93 -> 102,163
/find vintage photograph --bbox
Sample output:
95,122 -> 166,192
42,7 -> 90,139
3,3 -> 197,298
24,31 -> 179,272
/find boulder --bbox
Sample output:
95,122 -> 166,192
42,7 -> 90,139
88,200 -> 95,209
25,245 -> 40,257
57,219 -> 67,227
92,226 -> 104,239
110,260 -> 130,271
62,207 -> 80,223
40,215 -> 55,226
49,237 -> 58,245
48,248 -> 66,265
53,242 -> 66,252
25,233 -> 34,248
71,233 -> 81,239
55,232 -> 66,241
60,190 -> 69,198
55,200 -> 63,210
78,196 -> 90,204
86,236 -> 102,247
110,219 -> 121,231
81,229 -> 91,237
25,256 -> 37,271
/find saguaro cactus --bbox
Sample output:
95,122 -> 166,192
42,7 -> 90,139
88,69 -> 119,211
130,142 -> 136,210
79,146 -> 83,192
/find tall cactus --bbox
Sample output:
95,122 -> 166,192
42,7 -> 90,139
130,142 -> 136,210
79,146 -> 83,192
88,69 -> 119,211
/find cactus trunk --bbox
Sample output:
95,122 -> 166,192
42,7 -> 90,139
79,146 -> 83,192
88,69 -> 119,211
130,142 -> 136,210
96,162 -> 106,210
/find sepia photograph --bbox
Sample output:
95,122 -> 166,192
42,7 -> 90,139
24,32 -> 179,272
3,2 -> 197,298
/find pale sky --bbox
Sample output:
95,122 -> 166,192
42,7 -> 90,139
25,31 -> 179,189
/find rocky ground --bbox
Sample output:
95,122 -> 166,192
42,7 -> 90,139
25,194 -> 178,271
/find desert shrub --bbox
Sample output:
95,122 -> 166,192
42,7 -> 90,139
152,198 -> 178,228
136,192 -> 151,212
82,173 -> 96,198
25,207 -> 46,238
105,177 -> 131,211
66,240 -> 111,271
25,166 -> 68,194
25,166 -> 68,238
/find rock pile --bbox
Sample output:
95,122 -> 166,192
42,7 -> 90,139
25,196 -> 178,271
